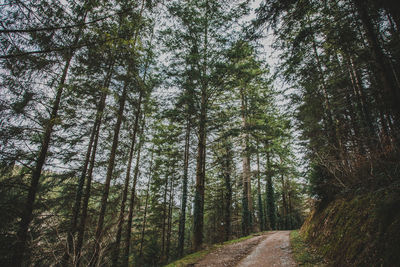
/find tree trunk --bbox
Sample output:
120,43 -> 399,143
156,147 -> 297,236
62,112 -> 97,266
165,171 -> 174,262
240,88 -> 252,236
193,0 -> 209,251
385,1 -> 400,32
75,64 -> 113,266
265,146 -> 276,230
139,149 -> 154,257
280,173 -> 288,230
111,91 -> 143,266
287,186 -> 293,229
12,17 -> 86,265
63,57 -> 114,267
366,69 -> 396,144
344,83 -> 363,152
353,0 -> 400,122
178,119 -> 190,257
348,56 -> 377,147
161,169 -> 170,262
121,27 -> 154,262
193,88 -> 207,250
264,194 -> 270,230
76,121 -> 101,267
89,81 -> 128,267
123,116 -> 146,266
310,32 -> 342,156
344,57 -> 367,151
256,145 -> 264,231
62,106 -> 98,266
223,139 -> 232,241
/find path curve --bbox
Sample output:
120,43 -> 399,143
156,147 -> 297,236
192,231 -> 297,267
193,234 -> 267,267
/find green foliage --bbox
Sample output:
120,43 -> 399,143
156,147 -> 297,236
0,0 -> 307,265
290,230 -> 326,266
256,0 -> 400,202
302,186 -> 400,266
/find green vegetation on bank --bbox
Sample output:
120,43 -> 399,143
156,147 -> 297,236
301,185 -> 400,266
290,230 -> 326,266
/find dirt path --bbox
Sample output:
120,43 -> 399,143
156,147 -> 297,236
236,231 -> 296,267
192,231 -> 297,267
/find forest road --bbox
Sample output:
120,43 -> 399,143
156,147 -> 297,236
193,231 -> 297,267
236,231 -> 296,267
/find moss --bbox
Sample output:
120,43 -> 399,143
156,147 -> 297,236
302,185 -> 400,266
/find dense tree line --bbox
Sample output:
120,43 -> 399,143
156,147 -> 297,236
1,0 -> 305,266
255,0 -> 400,202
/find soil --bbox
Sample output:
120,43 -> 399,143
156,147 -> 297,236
236,231 -> 297,267
192,231 -> 297,267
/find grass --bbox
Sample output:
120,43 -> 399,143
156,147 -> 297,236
165,232 -> 267,267
164,248 -> 214,267
290,230 -> 327,266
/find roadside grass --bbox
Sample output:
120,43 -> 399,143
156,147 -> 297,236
165,232 -> 268,267
290,230 -> 327,266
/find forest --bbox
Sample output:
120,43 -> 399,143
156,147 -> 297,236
0,0 -> 399,266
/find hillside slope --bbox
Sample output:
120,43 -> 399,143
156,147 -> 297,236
301,184 -> 400,266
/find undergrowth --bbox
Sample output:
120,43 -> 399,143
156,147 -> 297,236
290,230 -> 327,266
302,184 -> 400,266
